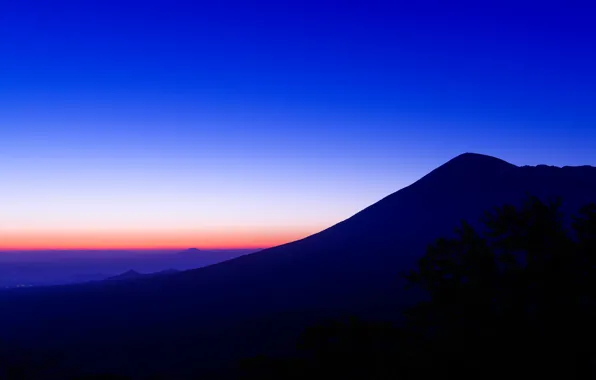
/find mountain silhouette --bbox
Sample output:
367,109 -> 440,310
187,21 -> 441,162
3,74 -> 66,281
1,152 -> 596,377
104,269 -> 180,281
177,247 -> 202,254
106,270 -> 143,281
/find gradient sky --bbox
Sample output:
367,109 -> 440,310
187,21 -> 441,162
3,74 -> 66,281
1,0 -> 595,250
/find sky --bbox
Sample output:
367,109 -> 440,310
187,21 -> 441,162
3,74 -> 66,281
0,0 -> 595,250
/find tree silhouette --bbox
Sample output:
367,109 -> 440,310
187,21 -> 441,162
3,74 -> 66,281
404,196 -> 596,378
241,196 -> 596,379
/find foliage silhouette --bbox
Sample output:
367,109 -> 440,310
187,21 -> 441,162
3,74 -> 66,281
241,196 -> 596,379
402,195 -> 596,378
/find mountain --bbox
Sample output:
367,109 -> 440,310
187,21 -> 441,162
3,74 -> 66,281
106,269 -> 143,281
177,247 -> 201,254
1,153 -> 595,378
0,249 -> 243,288
105,269 -> 180,281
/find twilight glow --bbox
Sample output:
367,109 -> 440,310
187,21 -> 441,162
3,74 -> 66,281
0,1 -> 594,250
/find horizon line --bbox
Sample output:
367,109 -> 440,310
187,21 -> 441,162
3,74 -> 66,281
0,246 -> 268,252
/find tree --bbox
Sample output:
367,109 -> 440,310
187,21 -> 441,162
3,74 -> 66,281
404,196 -> 596,378
241,196 -> 596,379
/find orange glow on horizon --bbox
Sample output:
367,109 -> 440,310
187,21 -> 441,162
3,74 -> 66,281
0,227 -> 318,251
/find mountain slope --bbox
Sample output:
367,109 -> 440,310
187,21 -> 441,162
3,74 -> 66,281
1,153 -> 595,377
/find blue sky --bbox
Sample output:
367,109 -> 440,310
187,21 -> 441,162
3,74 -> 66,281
0,0 -> 594,249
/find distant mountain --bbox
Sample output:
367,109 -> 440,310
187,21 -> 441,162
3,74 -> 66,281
177,247 -> 201,254
106,269 -> 180,281
105,270 -> 143,281
1,153 -> 595,377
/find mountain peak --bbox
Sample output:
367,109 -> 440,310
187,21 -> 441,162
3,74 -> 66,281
425,153 -> 517,180
178,248 -> 201,254
106,270 -> 143,281
448,152 -> 516,167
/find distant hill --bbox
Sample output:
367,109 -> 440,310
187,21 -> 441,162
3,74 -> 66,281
106,269 -> 180,281
1,153 -> 595,378
177,247 -> 201,254
0,249 -> 258,288
106,269 -> 143,281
